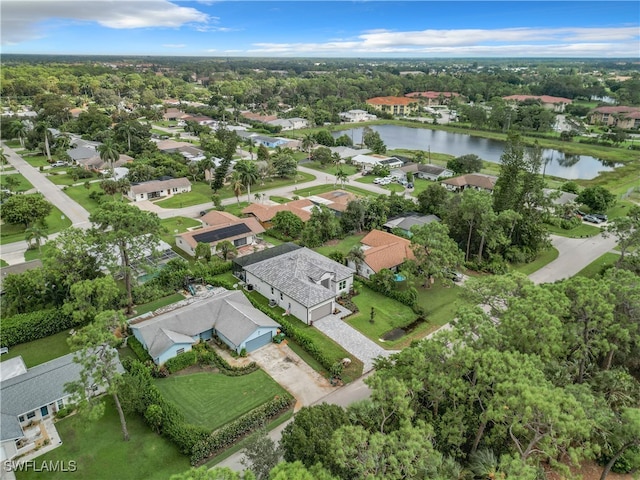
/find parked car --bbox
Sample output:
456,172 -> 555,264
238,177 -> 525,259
583,214 -> 604,224
407,182 -> 414,189
373,177 -> 383,184
575,210 -> 587,218
51,161 -> 68,167
443,269 -> 463,282
593,213 -> 608,222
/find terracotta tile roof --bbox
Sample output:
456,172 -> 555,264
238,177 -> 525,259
360,229 -> 415,273
201,210 -> 242,227
315,190 -> 357,212
502,95 -> 572,104
405,91 -> 460,99
241,199 -> 314,223
366,96 -> 418,106
591,106 -> 640,114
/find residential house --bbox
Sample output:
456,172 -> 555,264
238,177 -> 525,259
366,97 -> 419,116
266,117 -> 309,131
175,211 -> 265,257
383,214 -> 441,237
397,163 -> 454,181
127,177 -> 191,202
502,95 -> 572,112
588,106 -> 640,128
405,91 -> 462,106
242,199 -> 315,228
348,230 -> 415,279
129,289 -> 280,362
307,189 -> 358,215
240,112 -> 278,124
155,139 -> 206,162
183,114 -> 216,126
339,110 -> 377,123
252,135 -> 288,149
441,173 -> 498,193
328,146 -> 372,160
67,146 -> 99,164
78,153 -> 134,174
237,246 -> 354,325
351,154 -> 403,172
163,108 -> 189,121
0,353 -> 122,462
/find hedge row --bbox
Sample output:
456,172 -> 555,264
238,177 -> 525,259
164,343 -> 258,376
126,336 -> 153,363
190,394 -> 294,465
358,278 -> 418,309
0,309 -> 76,347
165,350 -> 199,373
247,296 -> 336,372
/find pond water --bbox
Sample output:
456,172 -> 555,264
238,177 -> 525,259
334,125 -> 616,180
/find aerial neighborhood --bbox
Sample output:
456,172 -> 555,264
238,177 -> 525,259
0,37 -> 639,480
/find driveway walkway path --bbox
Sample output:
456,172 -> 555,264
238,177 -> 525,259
313,306 -> 398,373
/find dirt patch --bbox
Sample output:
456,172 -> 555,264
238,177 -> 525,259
172,364 -> 218,376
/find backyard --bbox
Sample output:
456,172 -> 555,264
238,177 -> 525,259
0,203 -> 72,245
313,233 -> 366,257
302,161 -> 359,177
154,370 -> 288,431
0,331 -> 71,368
15,397 -> 190,480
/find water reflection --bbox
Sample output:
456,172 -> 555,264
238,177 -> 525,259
334,125 -> 616,180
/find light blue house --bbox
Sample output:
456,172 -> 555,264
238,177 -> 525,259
129,290 -> 280,364
252,135 -> 288,148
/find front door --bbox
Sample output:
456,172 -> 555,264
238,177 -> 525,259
40,405 -> 49,417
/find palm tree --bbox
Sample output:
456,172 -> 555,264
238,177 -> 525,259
335,168 -> 349,188
9,120 -> 27,148
301,133 -> 315,160
98,138 -> 119,175
25,224 -> 48,253
346,246 -> 366,276
35,121 -> 52,162
235,160 -> 259,203
230,171 -> 244,205
117,121 -> 136,152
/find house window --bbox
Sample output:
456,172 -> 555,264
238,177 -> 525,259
26,411 -> 36,419
57,399 -> 64,409
280,292 -> 284,300
176,348 -> 185,355
271,287 -> 274,295
339,280 -> 347,290
18,415 -> 25,422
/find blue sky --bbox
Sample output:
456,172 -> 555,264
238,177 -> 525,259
2,1 -> 639,57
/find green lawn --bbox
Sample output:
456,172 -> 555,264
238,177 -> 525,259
62,183 -> 112,215
576,252 -> 620,278
0,173 -> 34,192
346,285 -> 418,348
20,154 -> 51,168
314,234 -> 366,257
0,331 -> 71,368
16,397 -> 190,480
156,173 -> 316,209
0,204 -> 72,245
510,247 -> 560,275
160,216 -> 201,245
409,178 -> 440,197
545,222 -> 601,238
259,233 -> 285,246
269,195 -> 291,204
154,371 -> 288,431
303,162 -> 359,176
133,292 -> 185,317
294,183 -> 374,198
223,201 -> 250,217
0,259 -> 8,267
3,140 -> 23,149
47,172 -> 97,186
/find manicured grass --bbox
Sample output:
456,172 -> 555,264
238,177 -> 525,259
356,175 -> 406,193
346,285 -> 417,348
607,200 -> 634,220
303,162 -> 359,176
0,173 -> 34,192
269,195 -> 291,204
575,252 -> 620,278
62,183 -> 107,215
47,172 -> 97,186
155,173 -> 316,209
259,234 -> 285,246
3,140 -> 22,149
545,223 -> 601,238
223,201 -> 250,217
314,234 -> 366,257
154,371 -> 288,431
293,183 -> 374,198
20,154 -> 51,168
0,259 -> 8,267
133,292 -> 185,317
23,248 -> 43,261
0,204 -> 72,245
16,397 -> 190,480
510,247 -> 560,275
0,331 -> 71,368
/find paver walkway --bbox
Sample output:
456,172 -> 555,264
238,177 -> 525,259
313,306 -> 397,373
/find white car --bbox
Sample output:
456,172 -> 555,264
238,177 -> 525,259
51,161 -> 68,167
373,177 -> 383,184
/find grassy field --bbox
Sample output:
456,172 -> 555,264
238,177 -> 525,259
0,173 -> 34,192
160,216 -> 201,245
0,204 -> 72,245
314,234 -> 366,257
47,171 -> 98,186
303,162 -> 359,176
154,371 -> 288,431
20,154 -> 51,168
510,247 -> 560,275
0,331 -> 72,368
293,183 -> 374,198
62,183 -> 108,215
575,252 -> 620,278
346,285 -> 418,348
16,397 -> 190,480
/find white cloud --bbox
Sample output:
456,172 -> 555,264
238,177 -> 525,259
248,26 -> 640,57
1,0 -> 209,45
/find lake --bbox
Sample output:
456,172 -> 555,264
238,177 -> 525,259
334,125 -> 616,180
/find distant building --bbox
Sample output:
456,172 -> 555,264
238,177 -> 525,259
441,173 -> 498,193
339,109 -> 377,123
502,95 -> 572,112
405,91 -> 462,106
351,154 -> 403,171
266,117 -> 309,131
366,97 -> 419,116
588,106 -> 640,129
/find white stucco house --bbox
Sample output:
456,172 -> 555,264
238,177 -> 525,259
236,245 -> 355,325
127,177 -> 191,202
129,289 -> 280,363
351,154 -> 403,172
339,110 -> 377,123
267,117 -> 309,131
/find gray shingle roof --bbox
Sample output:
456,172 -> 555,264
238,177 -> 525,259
243,248 -> 354,308
130,290 -> 280,357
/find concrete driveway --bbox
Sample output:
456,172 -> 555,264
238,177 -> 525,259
248,342 -> 336,411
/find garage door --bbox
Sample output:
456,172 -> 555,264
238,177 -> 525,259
245,332 -> 273,352
310,303 -> 332,322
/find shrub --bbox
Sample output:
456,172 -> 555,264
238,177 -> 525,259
0,309 -> 76,347
132,283 -> 173,305
126,336 -> 153,363
164,350 -> 198,373
55,408 -> 70,419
